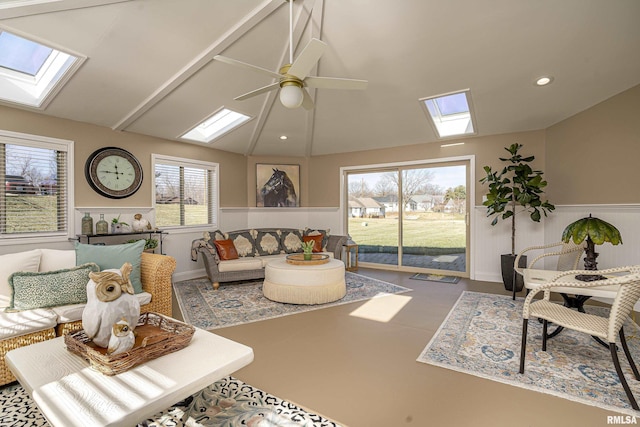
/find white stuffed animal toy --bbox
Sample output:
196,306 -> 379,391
82,262 -> 141,348
107,318 -> 135,355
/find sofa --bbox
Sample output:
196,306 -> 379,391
191,228 -> 347,290
0,247 -> 176,386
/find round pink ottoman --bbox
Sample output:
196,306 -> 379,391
263,258 -> 346,304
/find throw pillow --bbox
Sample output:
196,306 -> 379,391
39,249 -> 76,272
304,228 -> 330,251
255,230 -> 283,256
9,263 -> 100,310
214,239 -> 239,260
227,230 -> 257,257
281,229 -> 304,253
75,240 -> 145,293
0,249 -> 41,308
303,234 -> 324,253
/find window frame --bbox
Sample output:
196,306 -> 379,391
0,129 -> 74,245
419,89 -> 478,140
152,153 -> 219,232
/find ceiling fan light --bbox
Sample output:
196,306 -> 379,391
280,84 -> 304,108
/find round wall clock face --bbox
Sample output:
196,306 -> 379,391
85,147 -> 143,199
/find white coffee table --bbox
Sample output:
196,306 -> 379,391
6,328 -> 253,427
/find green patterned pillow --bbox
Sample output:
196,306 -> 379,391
8,263 -> 100,310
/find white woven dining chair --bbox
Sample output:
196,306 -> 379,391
519,265 -> 640,410
514,240 -> 586,277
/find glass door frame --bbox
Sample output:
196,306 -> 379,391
340,155 -> 475,278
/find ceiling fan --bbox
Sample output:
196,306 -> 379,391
214,0 -> 368,110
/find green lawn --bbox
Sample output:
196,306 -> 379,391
155,204 -> 209,227
348,212 -> 465,249
5,195 -> 59,232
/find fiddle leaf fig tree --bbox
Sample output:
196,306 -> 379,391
480,143 -> 555,255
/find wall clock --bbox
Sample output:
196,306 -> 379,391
85,147 -> 143,199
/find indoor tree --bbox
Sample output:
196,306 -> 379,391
480,143 -> 555,290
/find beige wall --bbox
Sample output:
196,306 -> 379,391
545,84 -> 640,205
0,105 -> 248,207
306,130 -> 546,207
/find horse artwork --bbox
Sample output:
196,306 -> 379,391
257,165 -> 299,207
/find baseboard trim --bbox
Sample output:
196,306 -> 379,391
173,268 -> 207,283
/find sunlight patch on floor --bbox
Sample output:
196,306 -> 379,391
349,293 -> 412,322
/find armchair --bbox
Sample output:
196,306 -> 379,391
519,265 -> 640,409
511,241 -> 586,300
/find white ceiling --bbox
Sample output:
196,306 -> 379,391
1,0 -> 639,157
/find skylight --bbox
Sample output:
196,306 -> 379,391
181,108 -> 252,143
420,90 -> 477,139
0,29 -> 84,109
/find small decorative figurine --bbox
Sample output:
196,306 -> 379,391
132,213 -> 152,232
82,262 -> 141,348
107,318 -> 135,355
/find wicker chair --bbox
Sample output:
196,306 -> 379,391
519,266 -> 640,410
514,240 -> 586,278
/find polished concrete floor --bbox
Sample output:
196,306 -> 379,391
172,269 -> 628,427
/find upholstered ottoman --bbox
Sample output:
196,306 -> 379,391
263,259 -> 346,305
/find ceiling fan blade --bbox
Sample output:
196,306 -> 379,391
234,82 -> 280,101
214,55 -> 282,80
301,88 -> 314,110
305,76 -> 368,90
287,38 -> 327,80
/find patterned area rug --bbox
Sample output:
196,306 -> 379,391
0,376 -> 341,427
174,272 -> 411,330
417,291 -> 640,416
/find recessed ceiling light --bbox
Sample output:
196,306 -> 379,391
535,76 -> 554,86
279,135 -> 288,140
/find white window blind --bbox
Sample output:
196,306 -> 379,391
153,155 -> 218,227
0,131 -> 71,237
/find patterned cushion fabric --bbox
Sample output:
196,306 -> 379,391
204,229 -> 227,246
280,229 -> 304,253
303,235 -> 324,253
255,230 -> 283,256
213,239 -> 239,260
227,230 -> 257,257
8,263 -> 100,310
303,228 -> 330,251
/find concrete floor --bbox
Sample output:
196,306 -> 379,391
172,269 -> 626,427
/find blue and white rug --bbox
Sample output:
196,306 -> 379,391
174,272 -> 411,330
417,291 -> 640,416
0,376 -> 341,427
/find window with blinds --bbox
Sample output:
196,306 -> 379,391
153,154 -> 218,228
0,130 -> 72,238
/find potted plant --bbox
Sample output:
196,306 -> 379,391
561,214 -> 622,280
126,238 -> 158,253
301,240 -> 315,261
480,143 -> 555,291
111,215 -> 129,233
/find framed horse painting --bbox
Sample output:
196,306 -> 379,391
256,164 -> 300,207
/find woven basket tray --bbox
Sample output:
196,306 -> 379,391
64,312 -> 195,376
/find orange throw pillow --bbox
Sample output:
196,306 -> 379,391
303,234 -> 324,253
214,239 -> 239,260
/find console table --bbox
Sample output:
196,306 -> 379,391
76,230 -> 167,254
6,328 -> 253,427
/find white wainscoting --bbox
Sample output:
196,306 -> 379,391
220,207 -> 341,233
473,204 -> 640,283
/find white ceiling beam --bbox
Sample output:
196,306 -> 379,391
112,0 -> 285,132
244,0 -> 316,156
0,0 -> 133,19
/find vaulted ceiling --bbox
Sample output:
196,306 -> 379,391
1,0 -> 639,157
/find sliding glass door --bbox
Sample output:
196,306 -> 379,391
346,160 -> 469,276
